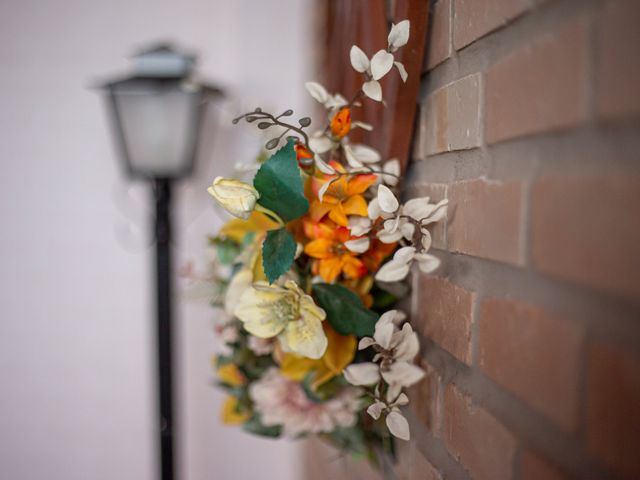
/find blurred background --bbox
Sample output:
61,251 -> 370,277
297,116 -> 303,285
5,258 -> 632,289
0,0 -> 314,479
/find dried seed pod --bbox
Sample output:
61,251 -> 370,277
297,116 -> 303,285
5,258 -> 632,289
281,109 -> 293,117
265,138 -> 279,150
254,107 -> 262,113
246,116 -> 257,122
298,117 -> 311,127
258,122 -> 272,129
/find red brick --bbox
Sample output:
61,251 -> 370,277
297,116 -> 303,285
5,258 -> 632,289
532,174 -> 640,300
586,341 -> 640,478
596,0 -> 640,119
453,0 -> 529,49
521,450 -> 574,480
443,384 -> 517,480
422,74 -> 482,155
427,0 -> 452,69
411,449 -> 442,480
416,277 -> 475,364
409,358 -> 442,434
448,178 -> 524,265
485,18 -> 589,144
478,299 -> 583,431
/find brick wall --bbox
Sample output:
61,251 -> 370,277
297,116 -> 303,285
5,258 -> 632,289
398,1 -> 640,479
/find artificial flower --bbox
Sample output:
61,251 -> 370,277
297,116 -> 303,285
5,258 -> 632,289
309,162 -> 377,226
219,211 -> 279,243
343,309 -> 423,401
304,222 -> 368,283
221,396 -> 250,425
330,107 -> 351,138
247,335 -> 274,356
208,177 -> 260,220
367,392 -> 411,441
375,246 -> 441,282
280,323 -> 356,388
249,368 -> 361,436
234,280 -> 328,359
217,363 -> 246,387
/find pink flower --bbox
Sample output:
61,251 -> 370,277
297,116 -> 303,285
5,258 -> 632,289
249,368 -> 361,436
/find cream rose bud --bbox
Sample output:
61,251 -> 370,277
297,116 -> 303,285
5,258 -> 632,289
207,177 -> 260,219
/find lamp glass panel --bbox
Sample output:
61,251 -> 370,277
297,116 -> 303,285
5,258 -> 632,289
112,83 -> 200,177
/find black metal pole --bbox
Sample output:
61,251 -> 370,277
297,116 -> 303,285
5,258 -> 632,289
154,178 -> 174,480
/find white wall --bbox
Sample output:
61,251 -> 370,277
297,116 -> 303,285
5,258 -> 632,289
0,1 -> 312,479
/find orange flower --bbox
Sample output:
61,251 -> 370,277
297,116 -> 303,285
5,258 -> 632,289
295,143 -> 314,171
304,222 -> 368,282
309,162 -> 377,227
361,238 -> 398,272
330,107 -> 351,138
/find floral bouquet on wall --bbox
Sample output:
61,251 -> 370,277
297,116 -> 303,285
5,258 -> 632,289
199,20 -> 447,465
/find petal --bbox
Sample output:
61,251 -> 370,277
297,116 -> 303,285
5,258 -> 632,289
352,121 -> 373,131
394,246 -> 416,263
394,61 -> 408,82
393,326 -> 420,363
388,20 -> 410,51
343,362 -> 381,386
343,144 -> 364,168
318,257 -> 343,283
414,253 -> 441,273
349,144 -> 381,164
386,411 -> 410,440
377,229 -> 404,244
363,80 -> 382,102
367,401 -> 386,420
280,316 -> 328,360
304,238 -> 335,259
342,195 -> 369,218
358,337 -> 376,350
318,178 -> 336,202
393,392 -> 409,407
315,157 -> 337,175
305,81 -> 329,104
377,185 -> 399,213
309,133 -> 333,154
375,260 -> 411,282
350,45 -> 370,73
328,202 -> 349,227
381,362 -> 425,387
347,174 -> 378,196
370,50 -> 394,80
224,269 -> 253,316
348,216 -> 372,237
345,237 -> 370,254
373,321 -> 395,350
368,197 -> 382,219
382,159 -> 400,186
309,200 -> 333,222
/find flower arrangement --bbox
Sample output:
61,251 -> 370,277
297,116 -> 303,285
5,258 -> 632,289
201,20 -> 447,465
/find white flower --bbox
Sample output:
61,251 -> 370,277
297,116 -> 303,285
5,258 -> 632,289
309,131 -> 333,154
344,144 -> 381,168
207,177 -> 260,220
305,81 -> 348,110
367,392 -> 411,440
343,310 -> 423,393
388,20 -> 410,52
250,368 -> 361,437
377,184 -> 399,213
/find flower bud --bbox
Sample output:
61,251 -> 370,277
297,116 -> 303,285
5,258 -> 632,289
207,177 -> 260,220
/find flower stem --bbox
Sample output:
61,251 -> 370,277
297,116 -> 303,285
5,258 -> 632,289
255,204 -> 285,227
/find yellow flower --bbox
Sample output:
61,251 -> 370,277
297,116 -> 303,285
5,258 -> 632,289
219,211 -> 279,243
221,396 -> 250,425
208,177 -> 260,219
280,323 -> 356,389
234,280 -> 328,359
217,363 -> 246,387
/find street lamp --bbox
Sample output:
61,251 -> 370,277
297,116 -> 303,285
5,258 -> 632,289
97,44 -> 222,480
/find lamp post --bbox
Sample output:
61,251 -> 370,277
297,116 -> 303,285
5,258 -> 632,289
97,44 -> 222,480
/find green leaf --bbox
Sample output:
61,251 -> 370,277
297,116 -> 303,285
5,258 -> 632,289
253,138 -> 309,222
262,227 -> 297,283
312,283 -> 378,337
242,415 -> 282,438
